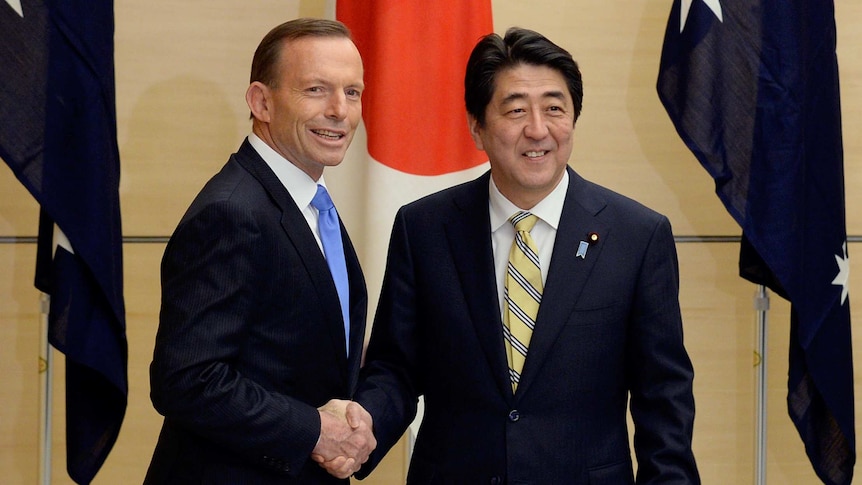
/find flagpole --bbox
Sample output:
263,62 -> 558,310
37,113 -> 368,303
38,292 -> 52,485
753,285 -> 769,485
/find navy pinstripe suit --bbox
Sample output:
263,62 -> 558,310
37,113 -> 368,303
145,139 -> 367,484
355,167 -> 699,484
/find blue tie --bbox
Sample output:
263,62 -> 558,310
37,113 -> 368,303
311,185 -> 350,356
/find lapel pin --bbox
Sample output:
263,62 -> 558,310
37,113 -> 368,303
576,241 -> 589,259
577,232 -> 599,259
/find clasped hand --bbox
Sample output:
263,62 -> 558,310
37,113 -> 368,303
312,399 -> 376,478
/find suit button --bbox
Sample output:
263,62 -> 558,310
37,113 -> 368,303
508,410 -> 520,422
490,476 -> 503,484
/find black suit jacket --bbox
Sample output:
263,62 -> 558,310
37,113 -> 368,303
145,139 -> 367,484
355,167 -> 699,484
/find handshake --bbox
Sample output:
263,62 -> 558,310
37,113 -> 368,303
312,399 -> 377,478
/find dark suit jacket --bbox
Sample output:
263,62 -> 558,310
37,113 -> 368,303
145,139 -> 367,484
355,167 -> 699,484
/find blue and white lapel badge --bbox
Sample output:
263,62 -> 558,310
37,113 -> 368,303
576,232 -> 600,259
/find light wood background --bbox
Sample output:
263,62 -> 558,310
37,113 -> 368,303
2,1 -> 860,483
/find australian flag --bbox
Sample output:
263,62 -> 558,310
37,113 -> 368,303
0,1 -> 127,483
657,0 -> 854,483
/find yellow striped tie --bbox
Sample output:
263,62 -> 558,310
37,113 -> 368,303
504,211 -> 542,391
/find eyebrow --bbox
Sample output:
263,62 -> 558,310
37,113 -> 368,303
499,90 -> 568,106
300,76 -> 365,90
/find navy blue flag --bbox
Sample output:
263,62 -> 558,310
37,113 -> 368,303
657,1 -> 854,483
0,1 -> 127,483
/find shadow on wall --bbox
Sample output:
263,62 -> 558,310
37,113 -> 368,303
625,0 -> 734,237
119,76 -> 243,236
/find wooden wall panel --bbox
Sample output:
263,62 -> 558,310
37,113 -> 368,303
677,243 -> 756,482
670,242 -> 861,485
0,164 -> 39,236
0,244 -> 41,484
114,1 -> 316,236
836,1 -> 862,235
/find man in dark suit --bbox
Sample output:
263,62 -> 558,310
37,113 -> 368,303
344,27 -> 700,483
145,18 -> 374,484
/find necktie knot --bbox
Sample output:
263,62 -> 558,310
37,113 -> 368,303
510,211 -> 539,233
312,184 -> 335,211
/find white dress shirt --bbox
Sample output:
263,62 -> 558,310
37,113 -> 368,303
248,133 -> 327,254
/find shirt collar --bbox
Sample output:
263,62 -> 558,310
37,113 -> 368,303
247,133 -> 323,209
489,170 -> 568,232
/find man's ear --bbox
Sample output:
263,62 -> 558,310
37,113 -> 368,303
467,113 -> 484,151
246,81 -> 272,122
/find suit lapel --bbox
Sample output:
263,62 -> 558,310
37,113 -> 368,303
233,140 -> 351,373
341,224 -> 367,392
516,168 -> 610,398
445,173 -> 514,402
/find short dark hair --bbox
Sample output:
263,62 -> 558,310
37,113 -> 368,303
250,18 -> 352,88
464,27 -> 583,127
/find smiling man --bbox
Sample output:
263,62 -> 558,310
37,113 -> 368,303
341,27 -> 701,484
145,18 -> 375,484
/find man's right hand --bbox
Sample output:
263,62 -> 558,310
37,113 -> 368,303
311,399 -> 376,478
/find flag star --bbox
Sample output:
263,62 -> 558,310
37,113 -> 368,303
680,0 -> 724,33
4,0 -> 23,17
832,242 -> 850,305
